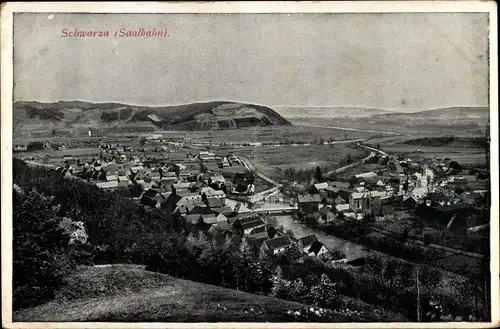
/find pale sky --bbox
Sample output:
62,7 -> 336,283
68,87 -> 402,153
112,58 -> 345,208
13,13 -> 489,111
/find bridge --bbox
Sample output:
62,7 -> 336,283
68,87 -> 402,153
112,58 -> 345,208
252,205 -> 297,215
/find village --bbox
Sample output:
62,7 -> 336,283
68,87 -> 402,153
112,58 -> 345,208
15,133 -> 490,268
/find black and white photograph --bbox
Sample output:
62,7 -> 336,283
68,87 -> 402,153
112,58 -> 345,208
1,1 -> 498,327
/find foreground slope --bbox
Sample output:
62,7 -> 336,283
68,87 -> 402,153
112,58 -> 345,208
13,100 -> 291,132
14,265 -> 367,323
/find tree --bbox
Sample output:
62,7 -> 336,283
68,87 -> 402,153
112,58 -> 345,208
309,274 -> 340,309
201,192 -> 208,204
285,229 -> 295,240
200,163 -> 208,174
139,137 -> 147,146
270,266 -> 289,299
363,212 -> 374,224
234,238 -> 258,291
256,247 -> 275,294
13,191 -> 74,310
419,266 -> 442,293
173,165 -> 181,178
27,141 -> 44,151
98,168 -> 107,181
314,166 -> 323,183
402,228 -> 409,242
423,234 -> 432,246
449,161 -> 462,171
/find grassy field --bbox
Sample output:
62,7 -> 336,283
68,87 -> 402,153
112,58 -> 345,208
13,264 -> 399,323
17,147 -> 102,164
364,135 -> 488,166
215,144 -> 368,179
379,145 -> 486,165
155,125 -> 375,145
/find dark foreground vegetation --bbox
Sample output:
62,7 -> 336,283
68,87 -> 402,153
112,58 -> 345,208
13,158 -> 490,321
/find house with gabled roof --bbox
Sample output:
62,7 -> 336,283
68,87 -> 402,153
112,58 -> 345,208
200,213 -> 218,225
208,221 -> 233,238
211,206 -> 233,216
215,213 -> 228,223
106,174 -> 118,182
207,197 -> 224,208
185,214 -> 202,225
206,189 -> 226,200
248,225 -> 267,236
174,182 -> 194,192
326,186 -> 352,201
233,217 -> 266,236
336,203 -> 350,213
349,192 -> 371,212
298,194 -> 321,213
116,177 -> 130,188
307,241 -> 329,258
262,235 -> 293,255
313,182 -> 329,194
297,234 -> 318,253
189,202 -> 210,215
95,180 -> 119,190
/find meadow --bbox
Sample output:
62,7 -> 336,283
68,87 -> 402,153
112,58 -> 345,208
214,143 -> 367,179
160,125 -> 376,145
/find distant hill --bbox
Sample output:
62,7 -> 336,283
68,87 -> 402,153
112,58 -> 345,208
14,265 -> 366,322
274,106 -> 397,118
376,107 -> 489,120
13,100 -> 291,132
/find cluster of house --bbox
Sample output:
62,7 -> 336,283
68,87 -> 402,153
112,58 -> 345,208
295,155 -> 489,232
51,143 -> 258,198
133,170 -> 341,261
185,208 -> 341,260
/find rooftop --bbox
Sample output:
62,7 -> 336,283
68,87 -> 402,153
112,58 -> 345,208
314,182 -> 329,190
298,234 -> 318,247
241,219 -> 266,230
308,241 -> 327,255
298,194 -> 321,203
264,235 -> 293,251
201,213 -> 218,225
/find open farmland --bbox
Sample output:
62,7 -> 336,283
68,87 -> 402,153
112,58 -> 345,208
214,143 -> 368,179
365,136 -> 488,166
156,125 -> 376,145
19,147 -> 102,165
290,114 -> 488,137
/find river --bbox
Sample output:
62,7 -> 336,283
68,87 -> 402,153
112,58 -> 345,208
271,214 -> 463,294
273,214 -> 371,261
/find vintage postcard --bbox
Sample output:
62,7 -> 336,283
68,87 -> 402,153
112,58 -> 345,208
1,1 -> 498,328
